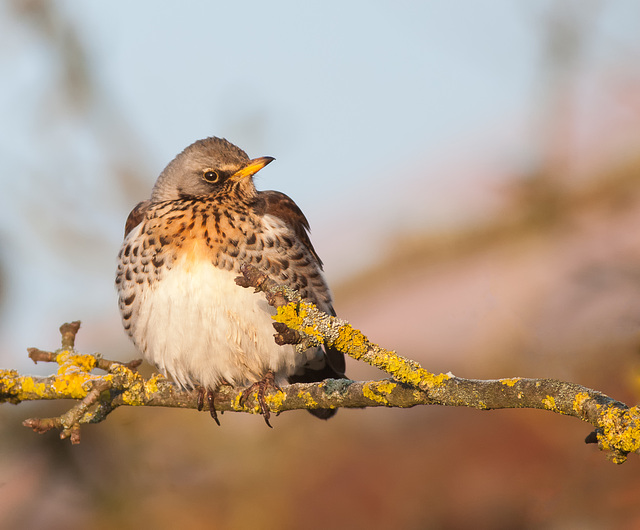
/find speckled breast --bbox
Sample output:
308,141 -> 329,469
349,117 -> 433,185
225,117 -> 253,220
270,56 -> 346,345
115,197 -> 327,388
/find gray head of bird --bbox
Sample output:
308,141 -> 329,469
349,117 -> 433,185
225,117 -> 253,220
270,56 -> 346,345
151,137 -> 274,202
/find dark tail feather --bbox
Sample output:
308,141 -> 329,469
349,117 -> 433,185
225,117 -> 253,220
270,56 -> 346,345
307,407 -> 338,420
288,345 -> 346,420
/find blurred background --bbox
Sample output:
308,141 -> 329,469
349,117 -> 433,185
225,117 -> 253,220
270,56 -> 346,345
2,0 -> 640,528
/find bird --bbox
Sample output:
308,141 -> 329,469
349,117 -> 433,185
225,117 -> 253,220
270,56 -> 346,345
115,137 -> 346,425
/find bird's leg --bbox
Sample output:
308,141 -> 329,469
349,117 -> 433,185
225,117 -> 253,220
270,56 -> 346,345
240,371 -> 282,428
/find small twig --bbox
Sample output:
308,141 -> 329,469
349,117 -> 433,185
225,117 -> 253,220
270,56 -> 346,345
22,376 -> 113,444
27,348 -> 56,363
272,321 -> 302,345
60,321 -> 81,349
95,358 -> 142,372
28,346 -> 141,373
235,263 -> 292,308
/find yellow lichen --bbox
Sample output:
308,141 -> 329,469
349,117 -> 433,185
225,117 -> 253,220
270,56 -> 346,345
119,385 -> 144,406
500,378 -> 521,387
144,373 -> 164,395
297,389 -> 318,409
265,388 -> 286,413
362,381 -> 397,405
597,405 -> 640,463
386,357 -> 451,389
109,365 -> 146,406
19,376 -> 47,396
0,369 -> 18,379
542,395 -> 558,411
56,353 -> 97,373
426,372 -> 453,387
51,373 -> 91,400
274,300 -> 452,391
37,349 -> 102,400
332,324 -> 367,360
231,391 -> 245,411
0,370 -> 18,393
572,392 -> 590,413
274,302 -> 324,343
376,380 -> 397,394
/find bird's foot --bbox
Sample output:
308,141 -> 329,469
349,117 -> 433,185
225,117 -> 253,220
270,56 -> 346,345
196,382 -> 230,426
240,371 -> 282,428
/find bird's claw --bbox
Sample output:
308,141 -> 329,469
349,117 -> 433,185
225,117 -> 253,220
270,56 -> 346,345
240,371 -> 282,428
196,386 -> 220,426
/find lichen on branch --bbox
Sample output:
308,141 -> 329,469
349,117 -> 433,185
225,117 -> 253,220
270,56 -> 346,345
234,263 -> 640,464
1,268 -> 639,464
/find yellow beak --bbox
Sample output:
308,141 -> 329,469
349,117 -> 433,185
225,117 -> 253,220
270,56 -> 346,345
230,156 -> 275,181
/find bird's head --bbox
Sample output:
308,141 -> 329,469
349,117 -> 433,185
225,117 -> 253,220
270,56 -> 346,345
151,137 -> 274,202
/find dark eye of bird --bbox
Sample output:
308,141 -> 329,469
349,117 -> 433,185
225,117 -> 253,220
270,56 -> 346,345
202,170 -> 220,183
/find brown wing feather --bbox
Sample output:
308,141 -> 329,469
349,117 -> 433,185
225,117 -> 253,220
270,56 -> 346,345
124,200 -> 152,238
256,190 -> 323,267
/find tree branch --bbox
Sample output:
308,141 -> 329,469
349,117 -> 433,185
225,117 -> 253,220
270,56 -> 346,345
1,267 -> 639,465
234,264 -> 640,464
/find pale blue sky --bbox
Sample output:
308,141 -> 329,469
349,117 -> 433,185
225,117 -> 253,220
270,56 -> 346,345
1,1 -> 639,361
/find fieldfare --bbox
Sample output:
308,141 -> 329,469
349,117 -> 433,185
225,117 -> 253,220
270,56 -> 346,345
116,137 -> 346,424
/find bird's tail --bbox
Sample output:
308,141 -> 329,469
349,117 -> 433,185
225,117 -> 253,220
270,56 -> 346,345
288,344 -> 346,420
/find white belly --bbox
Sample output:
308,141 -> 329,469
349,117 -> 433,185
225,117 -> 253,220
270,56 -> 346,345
129,256 -> 317,389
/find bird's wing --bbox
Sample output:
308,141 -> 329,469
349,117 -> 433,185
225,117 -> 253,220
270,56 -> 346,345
256,190 -> 323,267
258,191 -> 346,382
124,200 -> 152,238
